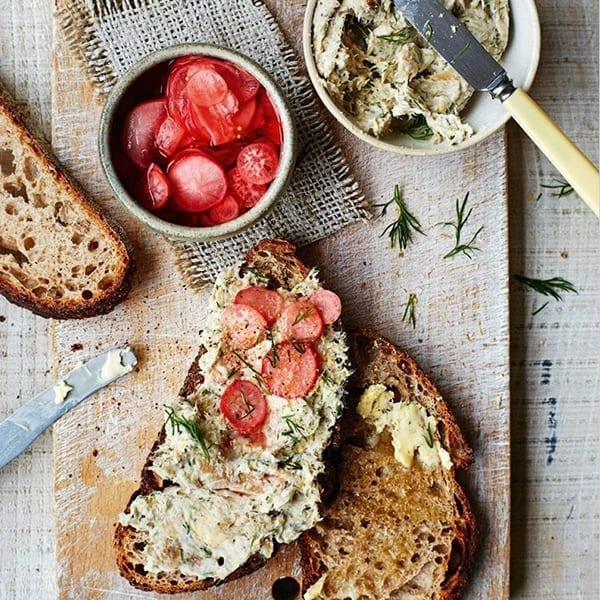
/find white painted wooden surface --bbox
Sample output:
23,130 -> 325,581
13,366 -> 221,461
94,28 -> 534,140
0,1 -> 597,599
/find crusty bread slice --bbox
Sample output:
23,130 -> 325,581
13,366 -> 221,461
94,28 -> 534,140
300,330 -> 478,600
0,88 -> 133,318
115,240 -> 344,593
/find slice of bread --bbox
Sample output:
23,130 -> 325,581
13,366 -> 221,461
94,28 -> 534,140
300,330 -> 478,600
0,88 -> 133,319
115,240 -> 350,593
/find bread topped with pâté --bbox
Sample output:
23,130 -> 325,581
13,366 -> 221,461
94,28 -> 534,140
114,240 -> 351,593
299,329 -> 478,600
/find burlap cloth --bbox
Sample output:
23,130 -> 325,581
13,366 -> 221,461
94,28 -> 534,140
58,0 -> 368,284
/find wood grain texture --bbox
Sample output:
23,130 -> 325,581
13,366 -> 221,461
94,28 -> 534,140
0,2 -> 56,600
50,1 -> 509,598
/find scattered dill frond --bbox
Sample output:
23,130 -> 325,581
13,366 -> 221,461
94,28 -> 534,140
402,293 -> 418,328
531,301 -> 549,316
291,341 -> 307,354
232,350 -> 261,377
440,193 -> 483,259
293,307 -> 314,325
282,415 -> 306,444
279,455 -> 303,471
514,274 -> 578,303
541,177 -> 574,198
377,26 -> 413,44
165,406 -> 210,459
375,185 -> 426,251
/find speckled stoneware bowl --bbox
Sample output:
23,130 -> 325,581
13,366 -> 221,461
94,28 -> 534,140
303,0 -> 540,156
99,43 -> 296,241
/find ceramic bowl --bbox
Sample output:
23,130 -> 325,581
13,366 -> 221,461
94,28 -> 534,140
99,43 -> 296,241
303,0 -> 540,155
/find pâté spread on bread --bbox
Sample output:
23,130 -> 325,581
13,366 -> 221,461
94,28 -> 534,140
312,0 -> 509,144
120,262 -> 350,581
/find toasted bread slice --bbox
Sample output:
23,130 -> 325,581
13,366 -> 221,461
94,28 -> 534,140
115,240 -> 350,593
0,88 -> 133,318
300,330 -> 478,600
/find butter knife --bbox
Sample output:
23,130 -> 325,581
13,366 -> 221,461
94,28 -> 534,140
0,347 -> 137,469
394,0 -> 599,217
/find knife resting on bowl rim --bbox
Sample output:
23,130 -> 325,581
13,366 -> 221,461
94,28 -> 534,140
394,0 -> 599,217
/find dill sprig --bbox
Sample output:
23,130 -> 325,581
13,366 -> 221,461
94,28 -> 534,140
321,372 -> 335,386
514,274 -> 578,302
440,193 -> 483,259
541,177 -> 574,198
293,307 -> 314,325
267,332 -> 278,367
377,26 -> 413,44
375,185 -> 426,251
402,293 -> 418,328
232,350 -> 270,393
242,266 -> 270,286
423,423 -> 434,448
282,415 -> 306,444
404,114 -> 433,140
278,454 -> 303,471
165,406 -> 210,460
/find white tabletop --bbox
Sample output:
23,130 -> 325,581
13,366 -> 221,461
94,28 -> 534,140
0,0 -> 598,598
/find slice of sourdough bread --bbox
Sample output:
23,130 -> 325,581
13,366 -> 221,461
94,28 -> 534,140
300,330 -> 478,600
115,240 -> 349,593
0,88 -> 133,318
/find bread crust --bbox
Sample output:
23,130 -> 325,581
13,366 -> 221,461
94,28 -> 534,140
114,239 -> 335,593
0,87 -> 134,319
299,329 -> 478,600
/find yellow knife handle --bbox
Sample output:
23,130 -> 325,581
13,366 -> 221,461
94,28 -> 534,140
503,88 -> 599,217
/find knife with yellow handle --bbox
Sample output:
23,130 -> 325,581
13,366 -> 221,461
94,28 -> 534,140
394,0 -> 599,217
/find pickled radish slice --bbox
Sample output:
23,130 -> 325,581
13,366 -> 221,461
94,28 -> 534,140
142,163 -> 170,211
168,152 -> 227,212
214,61 -> 261,103
122,99 -> 165,169
220,380 -> 267,434
222,304 -> 267,350
190,91 -> 240,146
208,194 -> 241,224
234,287 -> 284,325
186,66 -> 228,106
237,141 -> 280,185
227,167 -> 267,208
309,289 -> 342,325
280,300 -> 324,342
261,342 -> 320,400
156,116 -> 186,158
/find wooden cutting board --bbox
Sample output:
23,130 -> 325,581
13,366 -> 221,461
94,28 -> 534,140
52,2 -> 510,598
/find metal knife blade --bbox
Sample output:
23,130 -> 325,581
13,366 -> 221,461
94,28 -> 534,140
0,347 -> 137,469
393,0 -> 599,216
393,0 -> 515,99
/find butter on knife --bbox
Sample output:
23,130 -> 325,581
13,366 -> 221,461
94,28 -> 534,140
0,347 -> 137,469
